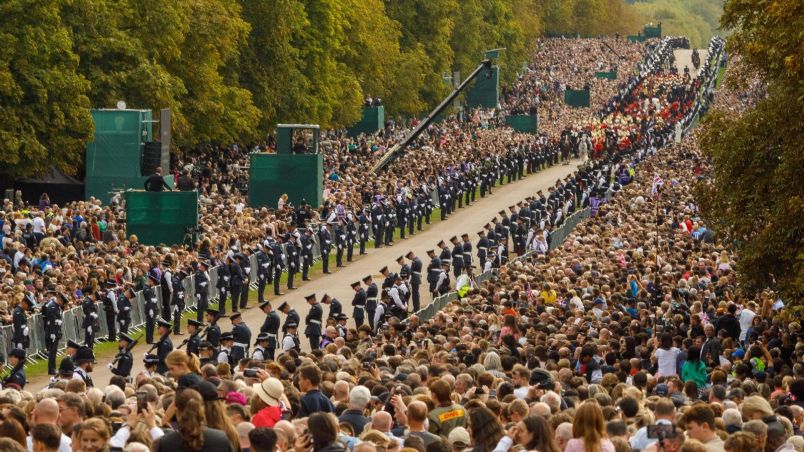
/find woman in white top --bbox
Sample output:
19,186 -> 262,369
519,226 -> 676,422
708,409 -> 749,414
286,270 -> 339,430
652,332 -> 680,377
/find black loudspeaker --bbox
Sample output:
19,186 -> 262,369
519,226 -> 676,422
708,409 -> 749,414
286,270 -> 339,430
141,141 -> 162,176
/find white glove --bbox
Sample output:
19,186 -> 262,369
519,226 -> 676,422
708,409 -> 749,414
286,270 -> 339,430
55,319 -> 63,326
50,334 -> 56,341
144,352 -> 149,359
87,326 -> 93,335
22,326 -> 29,336
149,309 -> 154,317
108,363 -> 114,370
90,312 -> 98,319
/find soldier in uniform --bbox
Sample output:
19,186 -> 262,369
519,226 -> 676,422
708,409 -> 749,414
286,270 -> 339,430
108,332 -> 135,379
143,274 -> 159,344
258,301 -> 280,360
271,236 -> 285,296
217,332 -> 234,366
363,275 -> 378,331
406,251 -> 423,312
286,234 -> 300,290
72,346 -> 95,388
437,240 -> 451,273
160,260 -> 174,321
237,248 -> 252,311
256,243 -> 273,301
81,290 -> 99,345
426,249 -> 442,297
12,294 -> 31,350
395,255 -> 411,279
194,261 -> 210,322
350,281 -> 367,327
230,312 -> 252,363
227,255 -> 245,314
215,255 -> 230,313
321,293 -> 342,319
278,301 -> 299,335
476,230 -> 490,265
304,293 -> 323,350
383,200 -> 395,246
204,308 -> 221,348
2,348 -> 27,390
252,333 -> 270,361
172,269 -> 188,334
357,207 -> 370,255
371,197 -> 384,249
334,217 -> 346,268
379,266 -> 394,290
186,319 -> 204,356
461,233 -> 473,270
43,287 -> 64,375
282,322 -> 300,354
346,211 -> 357,262
450,236 -> 464,278
102,279 -> 118,342
318,223 -> 332,274
155,319 -> 174,375
301,228 -> 315,281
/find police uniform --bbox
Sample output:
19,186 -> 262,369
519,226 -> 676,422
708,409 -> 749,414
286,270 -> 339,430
143,276 -> 159,343
155,319 -> 174,375
186,319 -> 204,356
2,349 -> 27,389
43,292 -> 64,375
409,254 -> 423,312
230,313 -> 252,363
364,277 -> 379,331
282,323 -> 301,353
194,262 -> 210,322
252,333 -> 270,361
204,309 -> 222,348
110,333 -> 135,378
81,294 -> 98,345
217,332 -> 234,366
259,302 -> 280,360
305,295 -> 323,350
11,302 -> 29,350
351,282 -> 367,326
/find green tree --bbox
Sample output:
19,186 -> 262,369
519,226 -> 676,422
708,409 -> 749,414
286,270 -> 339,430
0,0 -> 93,178
697,0 -> 804,302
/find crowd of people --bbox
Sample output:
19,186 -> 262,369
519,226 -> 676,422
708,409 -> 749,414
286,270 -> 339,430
0,41 -> 802,452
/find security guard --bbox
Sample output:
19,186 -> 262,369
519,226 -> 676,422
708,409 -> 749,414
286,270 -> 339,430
279,301 -> 300,335
217,332 -> 234,366
304,293 -> 323,350
282,322 -> 301,354
81,291 -> 99,345
155,319 -> 174,375
108,332 -> 135,379
321,293 -> 342,319
12,294 -> 30,349
363,275 -> 379,331
407,251 -> 423,312
350,281 -> 367,327
204,308 -> 221,348
258,301 -> 280,360
194,261 -> 210,322
43,287 -> 64,375
2,348 -> 27,389
186,319 -> 205,356
143,274 -> 159,343
252,333 -> 270,361
230,312 -> 252,363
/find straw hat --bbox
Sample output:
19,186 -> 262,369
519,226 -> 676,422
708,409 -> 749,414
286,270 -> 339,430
253,377 -> 283,407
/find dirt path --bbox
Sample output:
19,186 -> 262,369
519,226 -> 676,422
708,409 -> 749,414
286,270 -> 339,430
674,49 -> 708,78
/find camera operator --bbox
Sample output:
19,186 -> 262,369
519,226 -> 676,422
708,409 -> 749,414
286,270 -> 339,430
630,399 -> 675,451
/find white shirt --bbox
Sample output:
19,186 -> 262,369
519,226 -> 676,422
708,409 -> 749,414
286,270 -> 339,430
655,347 -> 681,377
738,309 -> 756,341
32,216 -> 46,234
27,433 -> 72,452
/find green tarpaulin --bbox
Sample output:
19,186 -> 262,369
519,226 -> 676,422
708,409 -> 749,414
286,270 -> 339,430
125,191 -> 198,246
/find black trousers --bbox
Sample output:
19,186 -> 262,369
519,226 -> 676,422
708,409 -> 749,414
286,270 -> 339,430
46,339 -> 59,375
239,284 -> 249,309
230,285 -> 242,312
217,287 -> 228,314
411,283 -> 421,312
173,302 -> 184,334
105,311 -> 117,341
308,335 -> 320,350
196,293 -> 208,322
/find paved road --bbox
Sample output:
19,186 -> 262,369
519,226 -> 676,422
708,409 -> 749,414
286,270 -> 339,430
28,160 -> 581,389
674,49 -> 708,78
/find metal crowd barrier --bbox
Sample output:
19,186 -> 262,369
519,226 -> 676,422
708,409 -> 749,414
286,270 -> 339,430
548,208 -> 591,251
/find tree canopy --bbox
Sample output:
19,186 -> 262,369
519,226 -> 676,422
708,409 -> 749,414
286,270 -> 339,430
698,0 -> 804,304
2,0 -> 645,178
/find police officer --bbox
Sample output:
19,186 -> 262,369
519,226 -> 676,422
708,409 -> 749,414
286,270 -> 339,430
230,312 -> 251,363
336,313 -> 349,337
252,333 -> 270,361
2,348 -> 27,389
143,273 -> 159,343
282,322 -> 301,354
350,281 -> 367,327
108,333 -> 135,379
43,287 -> 64,375
172,269 -> 188,334
256,243 -> 273,302
73,346 -> 95,387
186,319 -> 204,356
373,292 -> 389,333
258,301 -> 280,360
434,262 -> 451,296
387,274 -> 407,320
301,228 -> 315,281
227,255 -> 245,314
204,308 -> 221,348
102,279 -> 118,342
363,275 -> 379,331
321,293 -> 342,319
12,294 -> 30,350
305,293 -> 323,350
318,223 -> 332,274
81,290 -> 99,345
406,251 -> 423,312
278,301 -> 300,335
154,319 -> 173,375
217,332 -> 234,366
194,260 -> 210,322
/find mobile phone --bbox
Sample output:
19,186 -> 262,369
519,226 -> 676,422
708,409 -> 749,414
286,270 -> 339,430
244,368 -> 260,378
647,424 -> 675,439
136,392 -> 147,413
112,422 -> 123,434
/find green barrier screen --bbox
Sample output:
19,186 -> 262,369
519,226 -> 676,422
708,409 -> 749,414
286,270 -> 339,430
564,89 -> 591,108
467,65 -> 499,108
348,106 -> 385,137
595,71 -> 617,80
85,109 -> 152,203
249,153 -> 323,208
505,115 -> 538,133
125,191 -> 198,246
628,35 -> 647,43
644,24 -> 662,39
